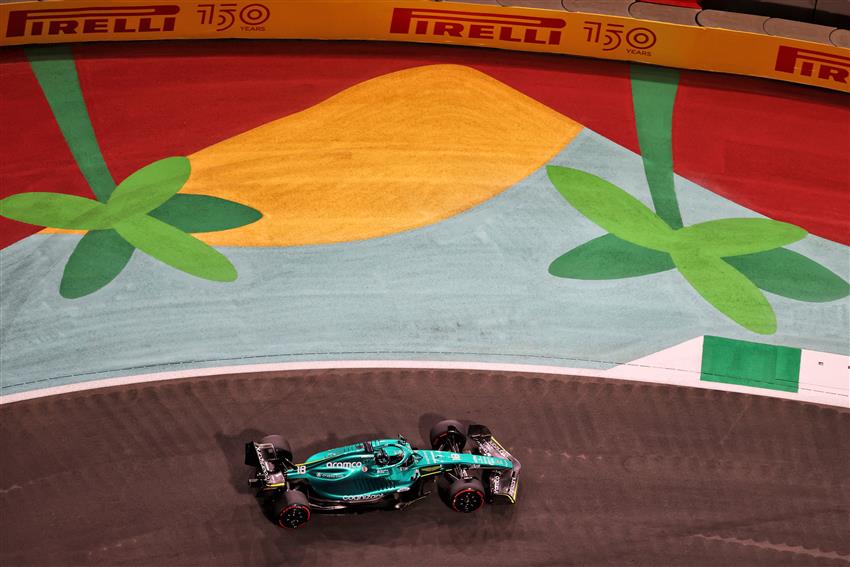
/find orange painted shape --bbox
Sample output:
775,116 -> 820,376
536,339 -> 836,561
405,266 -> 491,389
178,64 -> 582,246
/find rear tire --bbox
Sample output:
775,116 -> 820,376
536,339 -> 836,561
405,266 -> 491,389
274,490 -> 311,529
447,477 -> 485,513
260,434 -> 293,462
430,420 -> 466,451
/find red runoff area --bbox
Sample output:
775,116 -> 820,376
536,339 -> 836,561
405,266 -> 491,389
1,40 -> 847,248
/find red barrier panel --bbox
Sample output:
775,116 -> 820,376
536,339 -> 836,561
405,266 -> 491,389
641,0 -> 702,8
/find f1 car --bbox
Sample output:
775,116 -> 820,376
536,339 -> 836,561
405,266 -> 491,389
245,420 -> 520,528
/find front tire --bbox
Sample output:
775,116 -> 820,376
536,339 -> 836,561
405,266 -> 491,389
447,478 -> 485,513
274,490 -> 311,529
430,420 -> 466,451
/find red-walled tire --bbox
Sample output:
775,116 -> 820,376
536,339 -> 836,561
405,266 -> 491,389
448,478 -> 486,513
274,490 -> 311,529
430,420 -> 466,451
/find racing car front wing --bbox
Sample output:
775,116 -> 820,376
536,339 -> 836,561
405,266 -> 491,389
468,424 -> 521,504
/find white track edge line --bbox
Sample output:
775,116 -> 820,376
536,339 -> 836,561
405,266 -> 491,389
2,359 -> 847,407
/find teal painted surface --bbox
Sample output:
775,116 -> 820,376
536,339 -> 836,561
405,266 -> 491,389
1,130 -> 847,395
700,336 -> 801,392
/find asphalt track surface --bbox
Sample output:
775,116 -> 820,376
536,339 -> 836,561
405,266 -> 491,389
1,369 -> 848,567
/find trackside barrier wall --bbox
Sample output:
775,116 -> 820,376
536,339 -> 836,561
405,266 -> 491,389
0,0 -> 848,93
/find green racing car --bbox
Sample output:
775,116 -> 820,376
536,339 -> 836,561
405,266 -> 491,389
245,420 -> 521,528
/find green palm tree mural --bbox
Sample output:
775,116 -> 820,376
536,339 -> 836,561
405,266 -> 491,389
0,45 -> 261,299
547,64 -> 849,335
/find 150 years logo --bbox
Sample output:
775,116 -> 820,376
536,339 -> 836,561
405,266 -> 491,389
583,20 -> 656,56
196,3 -> 270,32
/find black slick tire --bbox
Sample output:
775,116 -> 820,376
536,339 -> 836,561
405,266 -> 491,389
429,420 -> 466,451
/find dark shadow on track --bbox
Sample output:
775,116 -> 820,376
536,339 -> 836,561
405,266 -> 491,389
1,369 -> 848,566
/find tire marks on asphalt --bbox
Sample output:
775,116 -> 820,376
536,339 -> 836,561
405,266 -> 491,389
1,369 -> 847,566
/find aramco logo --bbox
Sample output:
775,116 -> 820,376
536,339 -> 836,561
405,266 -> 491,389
326,461 -> 363,469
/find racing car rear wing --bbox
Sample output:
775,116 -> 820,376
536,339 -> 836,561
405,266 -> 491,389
468,424 -> 521,504
245,441 -> 287,489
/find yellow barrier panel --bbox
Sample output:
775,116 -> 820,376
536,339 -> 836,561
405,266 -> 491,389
0,0 -> 847,93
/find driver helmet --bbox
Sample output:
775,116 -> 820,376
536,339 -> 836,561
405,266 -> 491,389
375,445 -> 404,467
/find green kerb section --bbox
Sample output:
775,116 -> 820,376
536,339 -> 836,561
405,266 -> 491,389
700,335 -> 801,392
